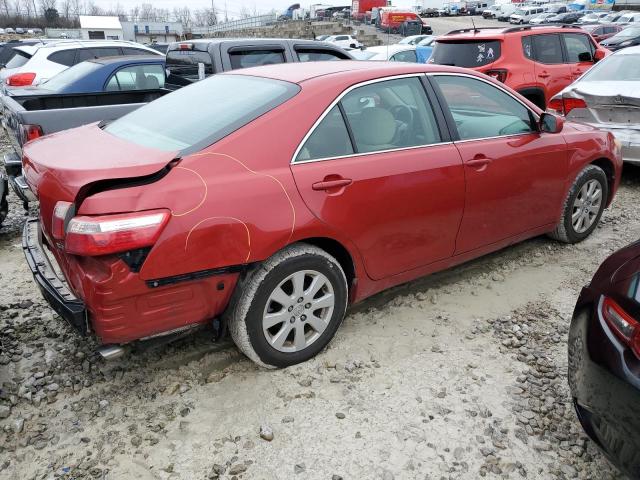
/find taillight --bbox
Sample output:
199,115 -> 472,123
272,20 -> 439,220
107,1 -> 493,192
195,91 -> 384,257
600,296 -> 640,359
64,209 -> 170,256
548,97 -> 587,116
484,69 -> 508,83
22,124 -> 43,143
6,72 -> 36,86
51,201 -> 74,241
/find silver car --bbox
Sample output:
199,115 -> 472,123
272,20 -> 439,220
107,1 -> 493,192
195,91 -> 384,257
549,46 -> 640,165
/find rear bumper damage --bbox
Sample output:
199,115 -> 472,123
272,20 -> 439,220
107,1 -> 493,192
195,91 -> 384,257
23,217 -> 240,345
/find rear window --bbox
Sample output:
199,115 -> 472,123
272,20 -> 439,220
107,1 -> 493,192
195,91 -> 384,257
228,49 -> 285,70
5,50 -> 31,69
40,61 -> 101,91
580,54 -> 640,81
104,75 -> 299,154
0,45 -> 21,66
166,50 -> 214,81
431,40 -> 501,67
295,48 -> 348,62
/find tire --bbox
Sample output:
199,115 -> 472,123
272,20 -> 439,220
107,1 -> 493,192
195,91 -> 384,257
548,165 -> 608,244
0,189 -> 7,229
225,243 -> 348,368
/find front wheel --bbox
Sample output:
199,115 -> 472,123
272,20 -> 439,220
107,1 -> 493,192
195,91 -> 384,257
548,165 -> 608,244
226,244 -> 348,368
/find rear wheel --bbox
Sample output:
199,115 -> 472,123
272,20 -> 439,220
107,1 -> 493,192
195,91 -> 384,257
549,165 -> 608,244
226,244 -> 348,368
0,190 -> 7,228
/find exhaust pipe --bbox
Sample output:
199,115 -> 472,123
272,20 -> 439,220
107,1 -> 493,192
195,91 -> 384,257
97,345 -> 127,361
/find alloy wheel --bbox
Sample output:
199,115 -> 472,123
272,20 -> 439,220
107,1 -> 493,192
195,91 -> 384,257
262,270 -> 335,353
571,179 -> 602,234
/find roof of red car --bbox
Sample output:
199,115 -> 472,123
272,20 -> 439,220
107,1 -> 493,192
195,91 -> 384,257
226,60 -> 467,84
439,25 -> 585,40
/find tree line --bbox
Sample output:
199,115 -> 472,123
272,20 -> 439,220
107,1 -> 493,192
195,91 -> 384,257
0,1 -> 265,29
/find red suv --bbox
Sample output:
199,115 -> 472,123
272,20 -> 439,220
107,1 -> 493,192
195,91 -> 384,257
430,25 -> 609,108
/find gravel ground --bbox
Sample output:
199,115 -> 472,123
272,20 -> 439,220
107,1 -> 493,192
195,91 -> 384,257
1,114 -> 640,478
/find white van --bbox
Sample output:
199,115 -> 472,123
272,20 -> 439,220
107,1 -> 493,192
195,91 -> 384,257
510,6 -> 545,24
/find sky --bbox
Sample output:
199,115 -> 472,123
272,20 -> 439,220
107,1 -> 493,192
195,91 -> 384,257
91,0 -> 352,17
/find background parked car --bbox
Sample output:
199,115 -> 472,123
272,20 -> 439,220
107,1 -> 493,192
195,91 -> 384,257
430,26 -> 608,108
599,10 -> 630,23
21,62 -> 621,368
510,6 -> 545,24
355,44 -> 418,62
580,23 -> 623,43
398,34 -> 433,45
614,12 -> 640,25
165,39 -> 353,88
529,12 -> 559,24
569,239 -> 640,479
577,11 -> 609,24
600,26 -> 640,50
415,36 -> 436,63
0,40 -> 162,87
483,5 -> 501,19
0,39 -> 48,69
4,56 -> 166,96
326,34 -> 362,49
547,11 -> 585,24
548,46 -> 640,165
497,4 -> 517,22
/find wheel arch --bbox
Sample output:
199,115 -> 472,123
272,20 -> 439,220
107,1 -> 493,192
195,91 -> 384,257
590,157 -> 616,206
294,236 -> 357,295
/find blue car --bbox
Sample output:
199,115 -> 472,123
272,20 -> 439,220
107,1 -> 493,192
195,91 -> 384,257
5,56 -> 166,96
415,36 -> 436,64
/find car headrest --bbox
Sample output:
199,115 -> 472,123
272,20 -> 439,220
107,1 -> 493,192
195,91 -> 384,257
352,107 -> 396,145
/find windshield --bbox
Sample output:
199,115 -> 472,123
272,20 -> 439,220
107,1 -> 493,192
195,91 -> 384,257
514,9 -> 525,15
5,50 -> 31,69
40,61 -> 101,91
612,27 -> 640,38
581,53 -> 640,81
431,40 -> 501,67
105,75 -> 299,154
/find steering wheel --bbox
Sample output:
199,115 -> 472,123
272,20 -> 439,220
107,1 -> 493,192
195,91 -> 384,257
498,120 -> 529,136
390,105 -> 414,125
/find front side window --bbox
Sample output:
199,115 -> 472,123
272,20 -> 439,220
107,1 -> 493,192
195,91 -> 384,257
563,33 -> 594,63
433,75 -> 535,141
105,75 -> 299,154
341,77 -> 441,152
531,34 -> 563,64
105,64 -> 166,91
390,50 -> 417,63
228,49 -> 285,70
295,106 -> 354,162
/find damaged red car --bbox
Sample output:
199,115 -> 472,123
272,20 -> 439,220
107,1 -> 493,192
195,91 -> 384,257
22,61 -> 622,367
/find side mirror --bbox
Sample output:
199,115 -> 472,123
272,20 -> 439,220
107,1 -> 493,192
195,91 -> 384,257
578,51 -> 593,62
593,49 -> 606,62
540,112 -> 564,134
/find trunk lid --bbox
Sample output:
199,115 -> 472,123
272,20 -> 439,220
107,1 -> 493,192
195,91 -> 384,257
572,81 -> 640,126
23,123 -> 178,235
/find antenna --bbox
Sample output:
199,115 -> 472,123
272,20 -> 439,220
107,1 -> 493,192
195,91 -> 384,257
470,15 -> 477,31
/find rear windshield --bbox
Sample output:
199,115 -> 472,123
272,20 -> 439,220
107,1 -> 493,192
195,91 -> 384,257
40,61 -> 101,91
431,40 -> 501,67
580,54 -> 640,81
166,49 -> 214,82
5,50 -> 31,69
105,75 -> 299,154
0,45 -> 20,65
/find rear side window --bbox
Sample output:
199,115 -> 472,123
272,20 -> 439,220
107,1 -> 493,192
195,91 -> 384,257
562,33 -> 594,63
390,50 -> 417,62
431,40 -> 501,67
166,50 -> 214,81
531,34 -> 563,64
228,49 -> 285,70
93,47 -> 121,58
123,47 -> 153,56
522,36 -> 533,59
296,48 -> 348,62
105,64 -> 165,91
105,75 -> 299,154
296,106 -> 354,161
48,49 -> 76,66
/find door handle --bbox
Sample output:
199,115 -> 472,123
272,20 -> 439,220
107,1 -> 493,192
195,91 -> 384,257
312,178 -> 353,191
466,158 -> 492,168
538,71 -> 550,78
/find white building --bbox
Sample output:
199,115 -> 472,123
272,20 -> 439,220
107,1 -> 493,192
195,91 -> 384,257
121,21 -> 184,43
79,16 -> 124,40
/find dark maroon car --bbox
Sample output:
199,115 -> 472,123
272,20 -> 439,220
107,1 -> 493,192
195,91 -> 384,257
581,23 -> 624,43
569,240 -> 640,478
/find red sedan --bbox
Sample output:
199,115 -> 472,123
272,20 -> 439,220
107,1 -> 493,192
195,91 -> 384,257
22,62 -> 622,367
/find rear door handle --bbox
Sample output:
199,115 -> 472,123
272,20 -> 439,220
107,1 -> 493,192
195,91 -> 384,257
538,72 -> 550,78
312,178 -> 353,191
466,158 -> 492,168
